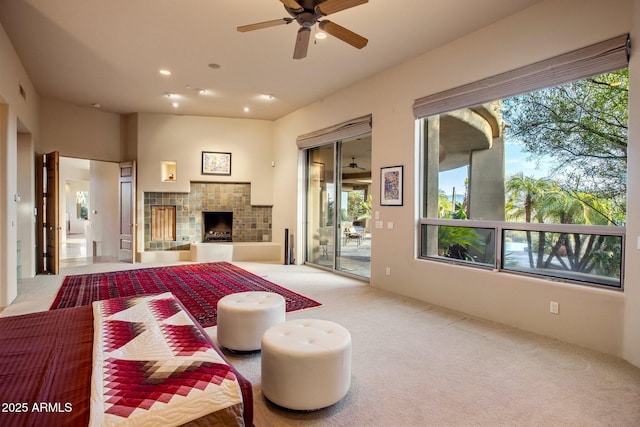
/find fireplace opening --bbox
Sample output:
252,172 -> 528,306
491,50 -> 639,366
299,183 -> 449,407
203,211 -> 233,242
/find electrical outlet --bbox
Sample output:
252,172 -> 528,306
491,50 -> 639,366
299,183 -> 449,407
385,267 -> 391,276
550,301 -> 559,314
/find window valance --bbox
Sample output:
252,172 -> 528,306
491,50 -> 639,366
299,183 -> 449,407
296,114 -> 372,149
413,34 -> 630,119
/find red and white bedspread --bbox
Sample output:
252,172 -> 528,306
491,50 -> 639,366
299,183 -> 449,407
90,293 -> 246,426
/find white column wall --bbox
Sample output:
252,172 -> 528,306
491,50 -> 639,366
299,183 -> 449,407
90,160 -> 120,258
16,132 -> 35,278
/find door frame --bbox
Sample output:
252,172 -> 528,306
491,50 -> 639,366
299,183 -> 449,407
118,161 -> 136,263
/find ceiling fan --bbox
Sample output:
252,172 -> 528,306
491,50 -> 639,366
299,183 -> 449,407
343,157 -> 366,170
237,0 -> 369,59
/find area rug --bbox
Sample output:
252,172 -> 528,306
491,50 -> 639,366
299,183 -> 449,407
50,262 -> 321,327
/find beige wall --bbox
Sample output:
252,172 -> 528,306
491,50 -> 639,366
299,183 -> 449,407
0,21 -> 38,306
624,0 -> 640,366
273,0 -> 639,364
134,113 -> 274,250
2,0 -> 640,368
38,97 -> 121,161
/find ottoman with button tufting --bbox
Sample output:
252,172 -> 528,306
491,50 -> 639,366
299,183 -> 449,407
261,319 -> 352,410
216,291 -> 286,351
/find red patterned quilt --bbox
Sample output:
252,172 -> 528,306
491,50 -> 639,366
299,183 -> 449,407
90,293 -> 249,426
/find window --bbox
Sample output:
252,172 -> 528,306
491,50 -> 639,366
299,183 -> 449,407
416,35 -> 629,289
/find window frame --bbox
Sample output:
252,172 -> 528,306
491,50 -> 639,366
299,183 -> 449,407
418,218 -> 625,290
415,35 -> 629,290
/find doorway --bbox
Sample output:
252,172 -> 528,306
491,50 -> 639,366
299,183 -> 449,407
58,157 -> 120,268
61,157 -> 90,264
305,134 -> 371,279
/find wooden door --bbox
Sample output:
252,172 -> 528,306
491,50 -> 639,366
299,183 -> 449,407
38,151 -> 60,274
151,206 -> 176,242
35,153 -> 45,274
118,161 -> 136,262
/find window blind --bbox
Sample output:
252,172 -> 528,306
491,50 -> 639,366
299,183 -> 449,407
413,34 -> 630,119
296,114 -> 372,149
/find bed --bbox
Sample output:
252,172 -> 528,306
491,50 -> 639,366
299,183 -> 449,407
0,293 -> 253,426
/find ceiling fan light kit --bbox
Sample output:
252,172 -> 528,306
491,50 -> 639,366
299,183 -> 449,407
237,0 -> 368,59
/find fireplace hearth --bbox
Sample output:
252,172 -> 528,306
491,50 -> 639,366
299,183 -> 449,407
203,211 -> 233,242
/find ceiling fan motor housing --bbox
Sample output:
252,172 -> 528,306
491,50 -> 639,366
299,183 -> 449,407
239,0 -> 368,59
295,12 -> 317,28
284,0 -> 326,15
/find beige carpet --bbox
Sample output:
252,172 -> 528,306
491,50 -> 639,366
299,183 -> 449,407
4,260 -> 640,426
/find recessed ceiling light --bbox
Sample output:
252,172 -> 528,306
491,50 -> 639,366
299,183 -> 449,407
91,103 -> 101,108
172,102 -> 179,108
243,107 -> 250,113
165,92 -> 175,98
262,94 -> 275,100
196,88 -> 207,95
208,63 -> 221,70
315,31 -> 327,40
159,69 -> 172,76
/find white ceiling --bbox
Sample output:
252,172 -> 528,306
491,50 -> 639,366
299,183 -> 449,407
0,0 -> 541,121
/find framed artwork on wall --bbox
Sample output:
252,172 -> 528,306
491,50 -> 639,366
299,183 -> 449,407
201,151 -> 231,175
380,165 -> 403,206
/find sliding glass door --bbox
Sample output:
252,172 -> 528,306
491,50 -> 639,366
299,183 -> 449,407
305,135 -> 371,279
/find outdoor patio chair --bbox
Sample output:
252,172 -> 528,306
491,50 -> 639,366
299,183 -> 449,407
343,227 -> 362,246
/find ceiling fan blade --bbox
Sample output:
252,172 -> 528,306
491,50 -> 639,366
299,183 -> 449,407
237,18 -> 293,32
316,0 -> 368,16
319,20 -> 368,49
280,0 -> 304,12
293,27 -> 311,59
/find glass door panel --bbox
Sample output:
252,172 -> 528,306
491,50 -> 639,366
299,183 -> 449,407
336,136 -> 371,278
306,145 -> 335,269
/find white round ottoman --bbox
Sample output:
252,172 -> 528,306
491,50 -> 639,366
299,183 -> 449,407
261,319 -> 352,410
217,291 -> 286,351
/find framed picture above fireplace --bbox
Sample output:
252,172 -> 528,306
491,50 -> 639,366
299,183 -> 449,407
201,151 -> 231,175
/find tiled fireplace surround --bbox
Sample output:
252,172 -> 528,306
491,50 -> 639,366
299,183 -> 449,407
144,182 -> 273,251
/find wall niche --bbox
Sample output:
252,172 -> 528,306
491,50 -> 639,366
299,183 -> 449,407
161,160 -> 177,182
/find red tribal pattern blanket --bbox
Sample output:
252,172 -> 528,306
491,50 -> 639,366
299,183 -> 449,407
90,293 -> 247,426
